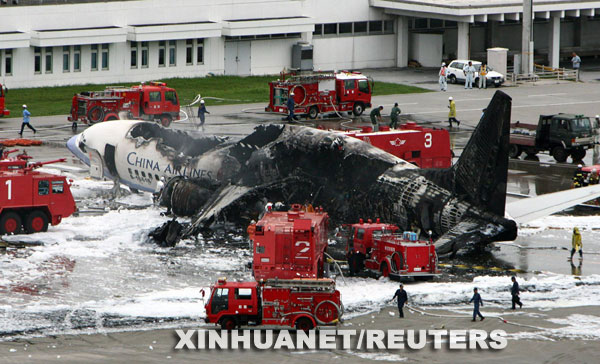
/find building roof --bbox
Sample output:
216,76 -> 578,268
371,0 -> 600,22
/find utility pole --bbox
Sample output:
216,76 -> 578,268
521,0 -> 533,74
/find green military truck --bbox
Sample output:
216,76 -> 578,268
509,114 -> 595,163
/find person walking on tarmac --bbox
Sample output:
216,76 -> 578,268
287,92 -> 296,123
390,283 -> 408,318
439,62 -> 448,91
510,276 -> 523,310
469,287 -> 484,321
463,61 -> 476,89
389,103 -> 401,129
448,97 -> 460,128
19,105 -> 37,136
570,227 -> 583,261
197,99 -> 210,131
370,105 -> 384,132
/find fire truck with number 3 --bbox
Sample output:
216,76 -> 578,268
0,159 -> 76,235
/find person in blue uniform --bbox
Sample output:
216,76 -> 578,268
510,276 -> 523,310
469,287 -> 484,321
390,283 -> 408,318
287,92 -> 296,123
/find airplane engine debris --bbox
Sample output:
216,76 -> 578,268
148,219 -> 184,247
68,91 -> 521,255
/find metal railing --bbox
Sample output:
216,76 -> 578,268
507,64 -> 578,84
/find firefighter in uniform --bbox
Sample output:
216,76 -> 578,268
247,220 -> 256,240
588,169 -> 599,185
389,103 -> 401,129
370,105 -> 383,132
390,283 -> 408,318
573,164 -> 585,188
287,92 -> 296,123
570,227 -> 583,261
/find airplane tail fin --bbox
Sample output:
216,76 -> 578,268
452,90 -> 512,216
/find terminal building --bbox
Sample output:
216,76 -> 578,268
0,0 -> 599,88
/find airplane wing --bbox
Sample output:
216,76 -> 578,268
505,184 -> 600,225
434,217 -> 514,255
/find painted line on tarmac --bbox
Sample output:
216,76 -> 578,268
409,100 -> 600,116
438,262 -> 531,274
527,93 -> 567,97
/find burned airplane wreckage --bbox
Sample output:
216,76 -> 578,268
68,91 -> 517,254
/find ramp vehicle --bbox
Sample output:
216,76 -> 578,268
0,159 -> 77,235
202,277 -> 342,330
509,114 -> 594,162
346,219 -> 439,280
68,82 -> 180,127
266,71 -> 372,118
251,204 -> 329,280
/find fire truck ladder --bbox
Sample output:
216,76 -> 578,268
262,278 -> 336,291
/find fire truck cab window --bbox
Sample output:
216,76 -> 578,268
344,79 -> 355,90
235,288 -> 253,300
149,91 -> 161,102
38,180 -> 50,196
165,91 -> 177,105
256,245 -> 265,254
51,181 -> 64,194
211,288 -> 229,314
357,228 -> 365,240
358,80 -> 370,93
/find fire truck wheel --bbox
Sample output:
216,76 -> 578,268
352,103 -> 364,116
295,317 -> 314,331
160,115 -> 172,127
390,252 -> 404,273
308,106 -> 319,119
25,211 -> 49,234
571,149 -> 586,161
380,262 -> 390,278
220,317 -> 236,330
87,106 -> 105,124
106,115 -> 118,121
0,212 -> 23,235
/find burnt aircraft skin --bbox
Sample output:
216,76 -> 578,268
162,91 -> 517,254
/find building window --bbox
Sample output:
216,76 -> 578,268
63,46 -> 70,72
74,45 -> 81,72
141,41 -> 149,68
313,24 -> 322,36
384,20 -> 395,34
158,40 -> 166,67
101,44 -> 109,70
339,22 -> 352,34
130,41 -> 138,68
186,39 -> 193,65
168,40 -> 176,66
353,21 -> 367,34
196,38 -> 204,64
34,47 -> 42,74
45,47 -> 53,74
369,20 -> 383,33
323,23 -> 337,35
91,44 -> 98,71
4,49 -> 12,76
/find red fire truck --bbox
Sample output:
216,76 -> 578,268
266,71 -> 372,119
343,122 -> 452,168
0,159 -> 77,235
68,82 -> 180,127
0,83 -> 9,117
346,219 -> 439,280
202,277 -> 342,330
251,204 -> 329,280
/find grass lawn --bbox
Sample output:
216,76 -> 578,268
4,75 -> 430,118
